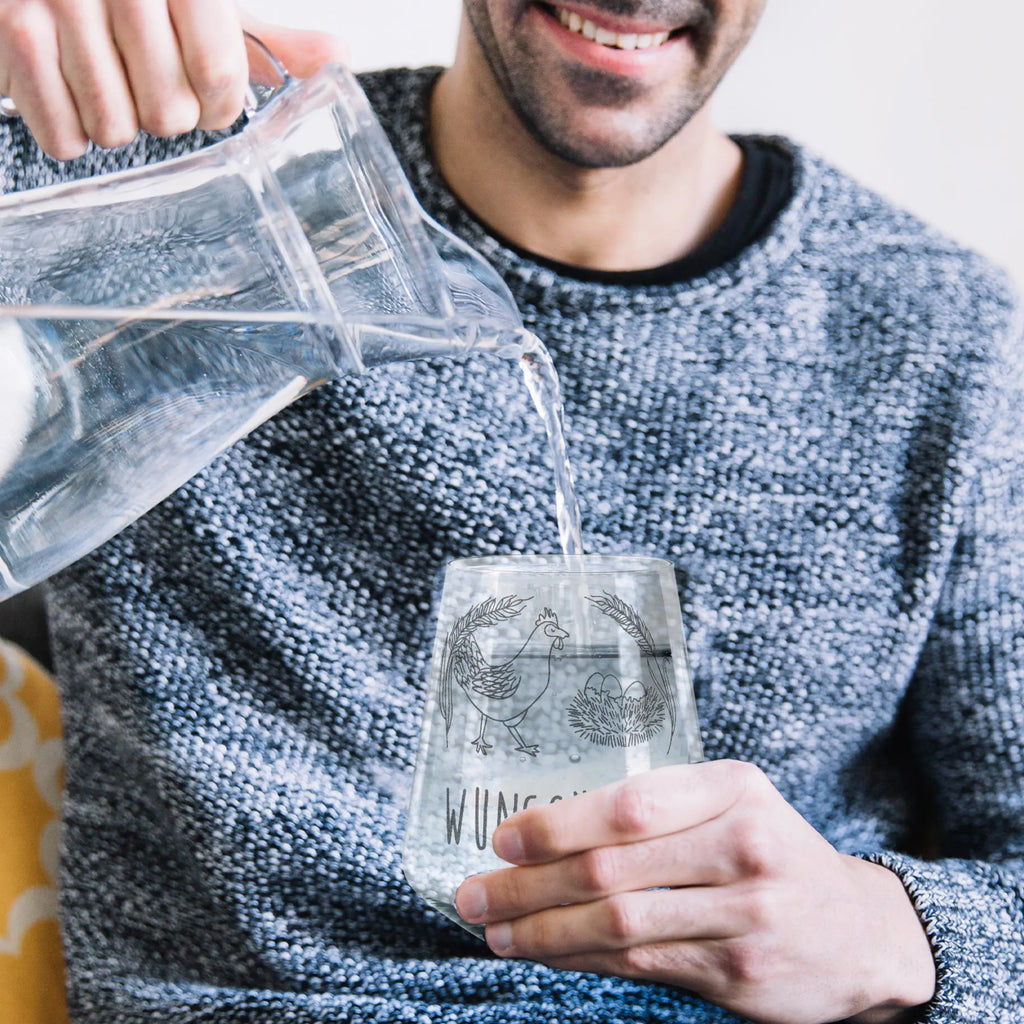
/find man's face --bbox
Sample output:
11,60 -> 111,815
460,0 -> 765,168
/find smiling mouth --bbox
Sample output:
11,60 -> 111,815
540,3 -> 684,50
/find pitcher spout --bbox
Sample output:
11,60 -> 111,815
350,319 -> 532,369
350,215 -> 526,369
426,215 -> 524,332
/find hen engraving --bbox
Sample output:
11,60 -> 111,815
438,598 -> 568,756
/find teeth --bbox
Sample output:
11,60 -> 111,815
556,6 -> 672,49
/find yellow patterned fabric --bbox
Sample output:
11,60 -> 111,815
0,640 -> 68,1024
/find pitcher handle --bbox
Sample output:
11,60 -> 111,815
0,30 -> 291,122
243,30 -> 292,115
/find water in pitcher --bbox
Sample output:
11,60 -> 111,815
0,309 -> 316,596
0,308 -> 581,596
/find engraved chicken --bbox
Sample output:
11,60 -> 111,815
442,607 -> 569,756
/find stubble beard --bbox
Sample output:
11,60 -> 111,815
464,0 -> 754,169
505,60 -> 713,168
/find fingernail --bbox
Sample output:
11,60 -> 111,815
456,879 -> 487,922
486,921 -> 512,955
493,825 -> 524,862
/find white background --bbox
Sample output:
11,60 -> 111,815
243,1 -> 1024,290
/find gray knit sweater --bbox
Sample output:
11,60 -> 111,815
2,67 -> 1022,1023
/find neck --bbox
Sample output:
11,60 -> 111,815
429,32 -> 743,273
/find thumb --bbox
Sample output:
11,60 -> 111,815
241,14 -> 351,79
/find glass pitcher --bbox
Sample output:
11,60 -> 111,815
0,37 -> 529,601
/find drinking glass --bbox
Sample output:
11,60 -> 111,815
403,554 -> 703,937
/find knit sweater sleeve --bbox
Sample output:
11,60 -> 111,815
0,116 -> 235,195
869,299 -> 1024,1022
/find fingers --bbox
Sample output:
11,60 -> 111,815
0,0 -> 351,160
462,763 -> 809,934
490,759 -> 760,866
107,0 -> 196,140
457,820 -> 738,926
0,0 -> 89,158
168,0 -> 247,131
0,0 -> 249,159
104,0 -> 248,136
481,885 -> 747,962
58,0 -> 137,150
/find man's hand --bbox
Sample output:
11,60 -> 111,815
455,761 -> 936,1024
0,0 -> 348,160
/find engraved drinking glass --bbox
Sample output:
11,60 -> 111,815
403,553 -> 703,937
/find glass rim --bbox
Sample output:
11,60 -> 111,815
446,553 -> 675,575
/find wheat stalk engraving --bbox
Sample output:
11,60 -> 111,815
585,592 -> 677,749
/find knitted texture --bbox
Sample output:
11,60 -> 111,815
3,67 -> 1023,1022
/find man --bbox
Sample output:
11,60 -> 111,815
1,2 -> 1021,1023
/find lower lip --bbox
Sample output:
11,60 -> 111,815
529,4 -> 688,75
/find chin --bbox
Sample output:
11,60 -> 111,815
510,79 -> 705,169
528,116 -> 692,169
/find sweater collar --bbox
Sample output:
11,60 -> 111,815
361,66 -> 825,313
